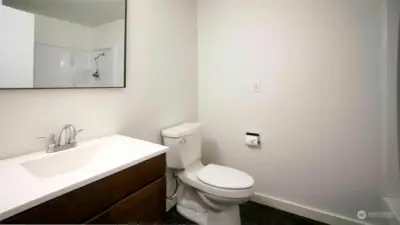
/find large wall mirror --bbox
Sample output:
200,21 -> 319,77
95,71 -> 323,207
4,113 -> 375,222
1,0 -> 126,89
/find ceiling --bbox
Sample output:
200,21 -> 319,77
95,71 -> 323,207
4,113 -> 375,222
3,0 -> 125,27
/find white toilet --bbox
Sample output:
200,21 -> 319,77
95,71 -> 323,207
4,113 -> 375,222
162,123 -> 254,225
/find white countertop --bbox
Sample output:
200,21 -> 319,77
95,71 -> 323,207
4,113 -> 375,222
0,135 -> 168,221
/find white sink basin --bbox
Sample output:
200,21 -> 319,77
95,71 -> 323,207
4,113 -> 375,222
21,145 -> 100,178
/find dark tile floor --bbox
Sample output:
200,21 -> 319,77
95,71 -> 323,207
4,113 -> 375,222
164,202 -> 328,225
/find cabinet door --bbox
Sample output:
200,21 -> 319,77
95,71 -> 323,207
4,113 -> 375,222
87,176 -> 166,224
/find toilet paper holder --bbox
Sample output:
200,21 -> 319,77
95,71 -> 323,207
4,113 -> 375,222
245,132 -> 260,148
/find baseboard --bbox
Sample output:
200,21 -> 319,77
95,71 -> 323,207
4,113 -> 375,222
252,192 -> 375,225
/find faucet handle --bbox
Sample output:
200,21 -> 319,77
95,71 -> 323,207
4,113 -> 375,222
37,134 -> 57,153
74,128 -> 84,138
37,133 -> 56,141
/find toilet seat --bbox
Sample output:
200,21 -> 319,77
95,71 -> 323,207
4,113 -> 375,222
178,161 -> 254,199
197,164 -> 254,190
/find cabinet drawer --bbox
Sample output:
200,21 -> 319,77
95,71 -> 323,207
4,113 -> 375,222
2,154 -> 166,224
87,176 -> 166,224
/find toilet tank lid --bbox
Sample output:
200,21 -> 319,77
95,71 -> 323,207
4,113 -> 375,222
161,123 -> 201,138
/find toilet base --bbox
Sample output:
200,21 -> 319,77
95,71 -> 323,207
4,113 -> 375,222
177,204 -> 207,225
176,183 -> 241,225
177,204 -> 241,225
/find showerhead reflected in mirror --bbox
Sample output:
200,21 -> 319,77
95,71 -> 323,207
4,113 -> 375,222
93,52 -> 106,79
1,0 -> 126,89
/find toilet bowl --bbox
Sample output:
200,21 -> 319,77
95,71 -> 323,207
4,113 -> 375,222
161,123 -> 255,225
176,161 -> 253,225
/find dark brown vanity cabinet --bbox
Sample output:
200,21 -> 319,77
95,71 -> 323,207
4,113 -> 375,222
1,154 -> 166,224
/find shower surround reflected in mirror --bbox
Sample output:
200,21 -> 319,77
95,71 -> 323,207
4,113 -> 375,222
1,0 -> 127,89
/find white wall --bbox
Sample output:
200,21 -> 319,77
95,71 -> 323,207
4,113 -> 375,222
198,0 -> 384,223
0,6 -> 34,88
0,0 -> 198,162
92,19 -> 125,50
34,14 -> 92,50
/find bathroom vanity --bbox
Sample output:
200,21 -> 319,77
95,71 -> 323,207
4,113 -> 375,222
0,135 -> 168,224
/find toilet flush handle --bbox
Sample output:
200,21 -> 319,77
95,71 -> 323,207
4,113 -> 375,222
180,137 -> 187,144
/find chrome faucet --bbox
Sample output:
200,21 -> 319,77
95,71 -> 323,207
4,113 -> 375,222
38,125 -> 83,153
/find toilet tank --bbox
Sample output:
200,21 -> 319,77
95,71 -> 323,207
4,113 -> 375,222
161,123 -> 202,169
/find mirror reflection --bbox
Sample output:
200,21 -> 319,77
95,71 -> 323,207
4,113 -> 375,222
1,0 -> 126,89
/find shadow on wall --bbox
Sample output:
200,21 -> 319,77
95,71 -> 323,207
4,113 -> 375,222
201,138 -> 222,165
